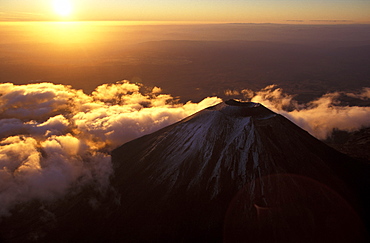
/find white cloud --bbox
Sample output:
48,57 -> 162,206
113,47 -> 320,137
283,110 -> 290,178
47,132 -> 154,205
347,87 -> 370,100
241,85 -> 370,139
0,80 -> 221,217
2,79 -> 368,217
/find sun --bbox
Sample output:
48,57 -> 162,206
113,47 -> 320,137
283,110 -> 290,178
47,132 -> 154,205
53,0 -> 72,17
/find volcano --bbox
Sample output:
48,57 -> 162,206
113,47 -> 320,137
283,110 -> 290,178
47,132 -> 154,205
1,100 -> 369,242
110,100 -> 369,242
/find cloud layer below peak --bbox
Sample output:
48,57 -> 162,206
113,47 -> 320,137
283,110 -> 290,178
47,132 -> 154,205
1,80 -> 369,217
0,81 -> 221,217
228,85 -> 370,140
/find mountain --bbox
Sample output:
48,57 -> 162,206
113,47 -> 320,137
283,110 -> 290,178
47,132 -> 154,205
110,100 -> 369,242
325,127 -> 370,162
1,100 -> 369,242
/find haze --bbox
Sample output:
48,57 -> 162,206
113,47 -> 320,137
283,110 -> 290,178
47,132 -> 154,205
2,0 -> 370,23
1,22 -> 370,101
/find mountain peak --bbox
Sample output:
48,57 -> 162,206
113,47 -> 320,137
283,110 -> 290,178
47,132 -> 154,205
108,101 -> 366,242
207,99 -> 276,119
224,99 -> 257,106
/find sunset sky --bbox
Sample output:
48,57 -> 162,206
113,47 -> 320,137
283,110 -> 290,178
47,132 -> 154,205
1,0 -> 370,23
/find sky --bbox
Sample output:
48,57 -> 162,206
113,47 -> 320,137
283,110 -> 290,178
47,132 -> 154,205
1,0 -> 370,23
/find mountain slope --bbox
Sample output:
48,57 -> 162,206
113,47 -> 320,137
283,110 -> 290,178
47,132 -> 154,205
110,100 -> 368,242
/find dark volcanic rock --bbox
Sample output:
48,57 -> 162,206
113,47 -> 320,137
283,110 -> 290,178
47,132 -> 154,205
110,100 -> 369,242
326,127 -> 370,162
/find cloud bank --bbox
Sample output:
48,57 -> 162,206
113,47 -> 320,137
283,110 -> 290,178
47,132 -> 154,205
239,85 -> 370,139
1,80 -> 369,217
0,81 -> 221,217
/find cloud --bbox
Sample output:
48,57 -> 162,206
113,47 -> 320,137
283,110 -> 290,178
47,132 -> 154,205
0,81 -> 221,217
347,87 -> 370,100
0,11 -> 47,22
240,85 -> 370,140
224,89 -> 240,96
310,20 -> 352,23
1,80 -> 368,217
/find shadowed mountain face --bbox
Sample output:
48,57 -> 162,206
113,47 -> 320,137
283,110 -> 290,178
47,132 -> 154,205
111,100 -> 368,242
1,100 -> 369,242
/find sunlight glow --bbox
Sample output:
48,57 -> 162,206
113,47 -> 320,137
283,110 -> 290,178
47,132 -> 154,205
53,0 -> 72,17
34,22 -> 100,46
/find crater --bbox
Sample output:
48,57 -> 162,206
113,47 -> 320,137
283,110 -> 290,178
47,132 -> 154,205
207,99 -> 276,119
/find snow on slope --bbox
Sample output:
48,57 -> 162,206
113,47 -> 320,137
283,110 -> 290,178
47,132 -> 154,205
113,100 -> 341,199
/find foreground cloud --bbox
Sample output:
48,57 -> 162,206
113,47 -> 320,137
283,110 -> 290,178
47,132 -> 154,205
0,81 -> 221,217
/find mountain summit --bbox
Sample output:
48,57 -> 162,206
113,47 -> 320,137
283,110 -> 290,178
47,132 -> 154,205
1,100 -> 368,242
113,100 -> 344,199
111,100 -> 368,242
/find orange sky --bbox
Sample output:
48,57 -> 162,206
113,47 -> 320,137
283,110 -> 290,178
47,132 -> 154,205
1,0 -> 370,24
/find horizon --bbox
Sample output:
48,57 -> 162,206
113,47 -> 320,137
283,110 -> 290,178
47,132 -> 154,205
2,20 -> 370,25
